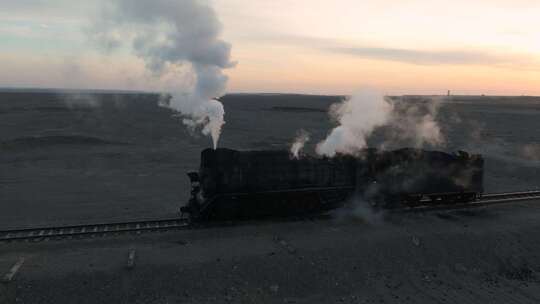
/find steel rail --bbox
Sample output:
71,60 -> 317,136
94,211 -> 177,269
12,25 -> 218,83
2,190 -> 540,242
0,218 -> 190,242
401,190 -> 540,213
481,190 -> 540,200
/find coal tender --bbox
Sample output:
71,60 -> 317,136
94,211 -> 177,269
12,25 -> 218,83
181,148 -> 484,221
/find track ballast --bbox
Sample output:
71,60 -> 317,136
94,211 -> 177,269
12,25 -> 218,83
2,190 -> 540,243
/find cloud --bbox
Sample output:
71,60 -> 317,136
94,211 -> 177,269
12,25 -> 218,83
327,46 -> 504,66
330,46 -> 540,70
249,33 -> 540,69
0,1 -> 91,14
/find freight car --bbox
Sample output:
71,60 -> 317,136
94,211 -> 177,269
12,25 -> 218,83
364,148 -> 484,208
180,147 -> 484,220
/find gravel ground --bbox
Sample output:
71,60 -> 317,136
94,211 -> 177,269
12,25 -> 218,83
1,92 -> 539,229
2,92 -> 539,303
2,199 -> 540,303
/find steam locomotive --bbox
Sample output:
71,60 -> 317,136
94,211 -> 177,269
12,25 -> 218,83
180,148 -> 484,221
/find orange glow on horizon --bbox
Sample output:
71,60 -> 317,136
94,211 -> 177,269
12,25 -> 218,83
226,46 -> 540,96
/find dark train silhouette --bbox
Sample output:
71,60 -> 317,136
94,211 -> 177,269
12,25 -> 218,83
181,148 -> 484,221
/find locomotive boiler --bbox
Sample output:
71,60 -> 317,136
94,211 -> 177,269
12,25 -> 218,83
181,148 -> 484,220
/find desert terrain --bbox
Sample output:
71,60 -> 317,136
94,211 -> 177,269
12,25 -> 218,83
1,91 -> 540,303
1,91 -> 539,229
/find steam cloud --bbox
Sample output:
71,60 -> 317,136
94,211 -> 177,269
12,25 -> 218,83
290,129 -> 310,159
316,91 -> 392,157
380,96 -> 444,149
90,0 -> 234,148
315,91 -> 445,157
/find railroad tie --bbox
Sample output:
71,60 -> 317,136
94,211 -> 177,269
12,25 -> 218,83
126,249 -> 136,269
2,257 -> 25,283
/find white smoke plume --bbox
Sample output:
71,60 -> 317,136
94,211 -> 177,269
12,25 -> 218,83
316,91 -> 446,157
290,129 -> 310,159
89,0 -> 234,148
383,96 -> 445,149
316,90 -> 393,157
331,195 -> 385,226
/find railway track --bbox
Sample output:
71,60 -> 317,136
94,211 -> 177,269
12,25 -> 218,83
400,190 -> 540,213
0,218 -> 190,243
481,190 -> 540,202
2,190 -> 540,243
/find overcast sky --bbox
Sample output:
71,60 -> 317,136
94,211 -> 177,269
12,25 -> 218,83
2,0 -> 540,95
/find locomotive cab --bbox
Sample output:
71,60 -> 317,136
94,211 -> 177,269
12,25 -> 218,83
180,171 -> 201,218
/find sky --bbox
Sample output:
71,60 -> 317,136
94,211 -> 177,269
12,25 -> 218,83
1,0 -> 540,95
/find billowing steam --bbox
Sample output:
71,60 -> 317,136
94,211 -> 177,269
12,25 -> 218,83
379,96 -> 445,149
316,91 -> 445,157
290,129 -> 310,159
89,0 -> 234,148
316,91 -> 393,157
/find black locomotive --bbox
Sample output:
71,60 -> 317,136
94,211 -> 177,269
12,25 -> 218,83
181,147 -> 484,220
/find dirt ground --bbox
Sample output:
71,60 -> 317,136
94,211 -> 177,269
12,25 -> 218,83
1,92 -> 539,229
1,92 -> 539,302
2,200 -> 540,303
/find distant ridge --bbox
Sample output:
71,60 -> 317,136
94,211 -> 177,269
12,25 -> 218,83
0,87 -> 151,94
1,87 -> 538,99
225,92 -> 345,97
1,135 -> 129,150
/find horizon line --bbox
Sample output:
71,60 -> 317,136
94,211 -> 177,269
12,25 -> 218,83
1,86 -> 539,98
